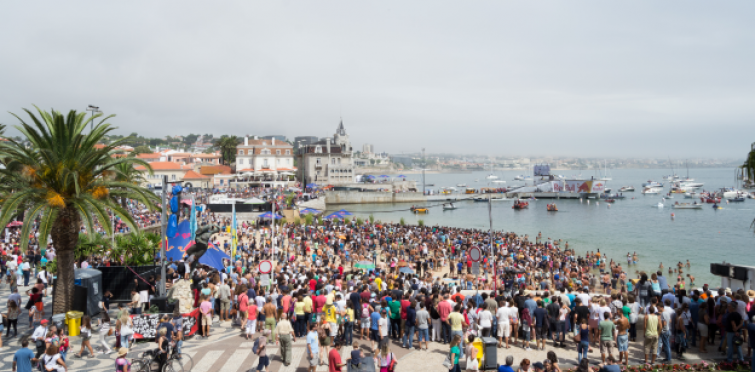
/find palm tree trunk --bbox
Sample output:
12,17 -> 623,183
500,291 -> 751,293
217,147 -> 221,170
51,206 -> 81,314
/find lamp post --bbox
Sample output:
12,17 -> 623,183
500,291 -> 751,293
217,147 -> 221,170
86,105 -> 100,133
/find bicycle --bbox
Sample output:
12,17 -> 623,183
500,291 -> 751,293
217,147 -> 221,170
170,347 -> 194,372
131,348 -> 185,372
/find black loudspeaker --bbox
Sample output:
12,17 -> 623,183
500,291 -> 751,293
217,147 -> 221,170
151,296 -> 169,313
733,267 -> 749,281
710,264 -> 728,276
72,285 -> 88,314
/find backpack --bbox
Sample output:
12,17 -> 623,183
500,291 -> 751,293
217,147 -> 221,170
252,337 -> 261,355
362,304 -> 370,319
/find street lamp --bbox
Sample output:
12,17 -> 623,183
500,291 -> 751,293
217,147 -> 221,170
86,105 -> 100,132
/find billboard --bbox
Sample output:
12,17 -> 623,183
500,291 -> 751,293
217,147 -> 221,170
564,180 -> 606,193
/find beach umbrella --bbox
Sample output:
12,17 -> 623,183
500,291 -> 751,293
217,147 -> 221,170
257,212 -> 283,219
299,208 -> 321,215
396,175 -> 406,178
398,267 -> 414,274
379,175 -> 389,178
334,209 -> 353,216
6,221 -> 22,227
325,209 -> 353,220
354,261 -> 375,269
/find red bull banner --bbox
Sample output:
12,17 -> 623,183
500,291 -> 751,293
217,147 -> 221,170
565,180 -> 606,193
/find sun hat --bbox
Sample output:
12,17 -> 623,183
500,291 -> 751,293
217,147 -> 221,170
117,348 -> 128,357
747,290 -> 755,301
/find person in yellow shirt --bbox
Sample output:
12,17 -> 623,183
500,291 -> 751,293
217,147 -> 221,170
375,277 -> 383,292
447,304 -> 468,359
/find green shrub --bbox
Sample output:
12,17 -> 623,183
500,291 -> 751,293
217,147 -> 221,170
418,219 -> 425,227
400,217 -> 405,226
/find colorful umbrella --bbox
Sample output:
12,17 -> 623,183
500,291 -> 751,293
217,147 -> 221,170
398,267 -> 414,274
6,221 -> 22,227
354,261 -> 375,269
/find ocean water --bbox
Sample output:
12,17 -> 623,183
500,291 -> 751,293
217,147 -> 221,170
331,168 -> 754,286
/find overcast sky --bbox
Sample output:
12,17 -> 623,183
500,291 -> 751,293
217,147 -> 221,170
1,1 -> 753,158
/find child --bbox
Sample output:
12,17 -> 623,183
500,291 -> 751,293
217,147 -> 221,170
57,328 -> 69,362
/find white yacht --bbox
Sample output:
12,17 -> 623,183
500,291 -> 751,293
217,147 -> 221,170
514,175 -> 524,181
619,186 -> 635,192
486,174 -> 499,180
642,186 -> 663,195
642,180 -> 664,188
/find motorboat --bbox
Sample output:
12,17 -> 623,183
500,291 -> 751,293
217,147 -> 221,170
546,203 -> 558,211
655,201 -> 664,208
512,200 -> 529,209
701,197 -> 721,204
486,174 -> 498,180
475,179 -> 479,182
730,197 -> 745,202
473,197 -> 488,202
457,183 -> 467,188
514,175 -> 525,181
619,186 -> 635,192
490,196 -> 508,201
604,199 -> 616,203
673,202 -> 703,209
442,204 -> 457,210
642,180 -> 664,188
721,187 -> 747,199
410,206 -> 429,214
679,180 -> 704,188
684,192 -> 697,199
642,186 -> 663,195
600,193 -> 625,199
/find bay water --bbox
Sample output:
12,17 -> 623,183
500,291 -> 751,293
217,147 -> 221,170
332,168 -> 754,286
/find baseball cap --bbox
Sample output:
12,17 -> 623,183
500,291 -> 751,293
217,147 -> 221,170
40,319 -> 48,324
533,362 -> 545,370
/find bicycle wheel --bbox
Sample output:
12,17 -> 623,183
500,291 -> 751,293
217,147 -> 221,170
163,358 -> 184,372
176,353 -> 194,371
131,359 -> 149,372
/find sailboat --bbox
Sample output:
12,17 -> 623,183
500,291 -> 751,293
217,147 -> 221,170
485,164 -> 498,180
598,160 -> 612,181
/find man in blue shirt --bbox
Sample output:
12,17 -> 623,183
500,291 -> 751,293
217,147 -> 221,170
656,271 -> 669,294
369,308 -> 381,350
306,323 -> 319,372
498,355 -> 515,372
12,340 -> 37,372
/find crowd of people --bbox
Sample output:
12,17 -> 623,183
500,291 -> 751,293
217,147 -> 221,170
4,185 -> 755,372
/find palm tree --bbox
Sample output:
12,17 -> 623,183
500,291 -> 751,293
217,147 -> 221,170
742,142 -> 755,182
113,162 -> 150,208
213,135 -> 241,165
76,232 -> 112,261
0,106 -> 160,313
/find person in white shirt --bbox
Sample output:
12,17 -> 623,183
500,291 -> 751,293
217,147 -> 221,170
496,301 -> 511,348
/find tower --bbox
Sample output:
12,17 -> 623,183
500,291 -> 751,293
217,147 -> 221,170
333,118 -> 351,153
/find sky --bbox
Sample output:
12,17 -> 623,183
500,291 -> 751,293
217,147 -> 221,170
1,1 -> 754,158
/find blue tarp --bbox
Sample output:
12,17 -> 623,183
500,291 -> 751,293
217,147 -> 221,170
199,242 -> 231,271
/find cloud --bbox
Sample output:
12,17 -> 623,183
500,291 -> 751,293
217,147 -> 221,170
1,0 -> 753,158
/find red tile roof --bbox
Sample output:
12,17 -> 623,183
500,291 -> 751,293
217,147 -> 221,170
136,153 -> 163,159
135,162 -> 189,171
182,170 -> 210,179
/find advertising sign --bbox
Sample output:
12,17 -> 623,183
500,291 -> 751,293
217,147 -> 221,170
130,308 -> 200,339
564,180 -> 606,193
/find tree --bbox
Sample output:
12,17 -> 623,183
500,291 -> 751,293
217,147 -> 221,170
0,106 -> 160,313
113,162 -> 151,208
133,145 -> 152,155
213,135 -> 241,165
76,233 -> 111,260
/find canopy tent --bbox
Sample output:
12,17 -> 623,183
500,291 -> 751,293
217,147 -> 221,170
305,183 -> 319,188
243,197 -> 266,204
395,175 -> 407,178
324,209 -> 353,219
379,175 -> 389,178
257,212 -> 283,219
299,208 -> 321,215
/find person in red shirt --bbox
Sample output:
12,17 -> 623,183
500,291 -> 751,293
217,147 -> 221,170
400,295 -> 410,337
328,341 -> 346,372
337,265 -> 344,277
309,278 -> 317,291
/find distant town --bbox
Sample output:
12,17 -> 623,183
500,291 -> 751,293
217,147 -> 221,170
5,120 -> 737,189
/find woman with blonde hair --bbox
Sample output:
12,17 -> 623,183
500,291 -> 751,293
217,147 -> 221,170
376,343 -> 396,372
73,315 -> 95,358
116,313 -> 134,350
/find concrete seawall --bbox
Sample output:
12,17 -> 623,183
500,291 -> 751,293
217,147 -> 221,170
325,191 -> 592,205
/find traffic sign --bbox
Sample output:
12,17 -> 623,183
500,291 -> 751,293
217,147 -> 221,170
472,262 -> 481,275
258,260 -> 273,274
469,246 -> 481,262
260,274 -> 270,287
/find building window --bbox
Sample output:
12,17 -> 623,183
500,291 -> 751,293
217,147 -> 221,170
316,158 -> 321,165
276,150 -> 281,155
285,150 -> 290,155
315,146 -> 321,154
171,174 -> 176,181
263,159 -> 269,168
331,158 -> 336,165
239,150 -> 244,155
261,149 -> 271,155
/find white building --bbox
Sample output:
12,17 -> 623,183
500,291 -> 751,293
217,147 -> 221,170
296,120 -> 355,185
235,136 -> 296,182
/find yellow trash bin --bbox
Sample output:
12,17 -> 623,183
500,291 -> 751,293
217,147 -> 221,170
471,337 -> 484,365
66,311 -> 83,336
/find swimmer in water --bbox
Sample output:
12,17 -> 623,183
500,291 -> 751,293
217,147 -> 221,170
687,274 -> 695,285
659,262 -> 664,270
